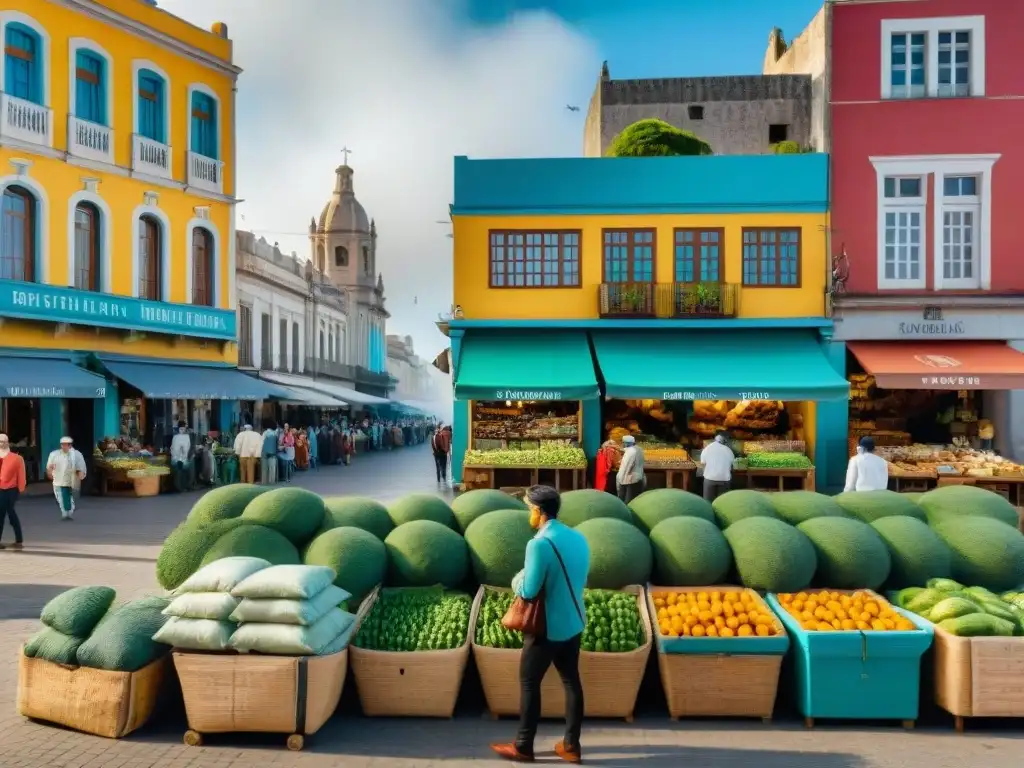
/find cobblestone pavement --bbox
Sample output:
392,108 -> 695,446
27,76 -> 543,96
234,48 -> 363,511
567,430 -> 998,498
0,443 -> 1020,767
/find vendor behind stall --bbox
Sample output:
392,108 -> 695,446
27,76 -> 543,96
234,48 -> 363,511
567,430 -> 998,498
701,430 -> 734,502
844,436 -> 888,492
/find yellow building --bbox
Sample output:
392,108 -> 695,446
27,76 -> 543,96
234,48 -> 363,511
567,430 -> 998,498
0,0 -> 280,476
447,153 -> 850,491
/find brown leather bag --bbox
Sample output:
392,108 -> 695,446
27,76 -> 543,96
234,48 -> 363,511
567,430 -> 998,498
502,539 -> 580,637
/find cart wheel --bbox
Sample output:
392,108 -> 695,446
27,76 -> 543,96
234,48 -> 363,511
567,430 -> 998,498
183,730 -> 203,747
286,734 -> 305,752
955,716 -> 965,734
803,717 -> 814,729
902,720 -> 915,730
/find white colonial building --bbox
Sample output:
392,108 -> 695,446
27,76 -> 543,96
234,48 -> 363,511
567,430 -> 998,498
387,334 -> 452,419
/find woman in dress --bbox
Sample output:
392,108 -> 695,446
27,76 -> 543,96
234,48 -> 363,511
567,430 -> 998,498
295,430 -> 310,471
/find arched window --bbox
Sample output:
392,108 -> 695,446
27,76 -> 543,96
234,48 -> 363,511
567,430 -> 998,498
191,227 -> 213,306
4,23 -> 42,104
190,90 -> 217,159
316,243 -> 325,273
362,246 -> 370,274
334,245 -> 348,267
1,186 -> 35,282
73,202 -> 99,290
138,214 -> 161,300
75,50 -> 106,124
137,68 -> 165,143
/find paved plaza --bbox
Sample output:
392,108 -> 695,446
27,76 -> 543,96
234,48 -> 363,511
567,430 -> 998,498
0,444 -> 1020,767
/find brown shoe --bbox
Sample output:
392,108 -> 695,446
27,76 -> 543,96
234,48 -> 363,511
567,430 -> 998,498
554,741 -> 582,763
10,543 -> 23,551
490,743 -> 534,762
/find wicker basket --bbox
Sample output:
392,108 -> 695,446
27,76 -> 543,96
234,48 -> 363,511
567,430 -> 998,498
17,650 -> 168,738
472,585 -> 652,722
131,475 -> 161,497
648,585 -> 787,721
349,586 -> 476,718
172,647 -> 348,751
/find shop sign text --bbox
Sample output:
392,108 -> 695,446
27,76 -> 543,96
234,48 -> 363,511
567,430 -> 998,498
663,391 -> 719,401
493,390 -> 562,400
920,376 -> 981,386
898,321 -> 966,337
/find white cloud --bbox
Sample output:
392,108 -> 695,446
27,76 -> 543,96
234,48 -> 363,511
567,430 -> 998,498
159,0 -> 599,360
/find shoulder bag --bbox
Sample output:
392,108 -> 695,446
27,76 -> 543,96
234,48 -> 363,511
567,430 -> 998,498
502,539 -> 585,637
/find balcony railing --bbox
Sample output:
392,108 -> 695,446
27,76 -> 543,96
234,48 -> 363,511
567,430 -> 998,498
0,93 -> 52,147
133,134 -> 172,179
187,151 -> 224,195
306,357 -> 358,382
356,366 -> 396,390
599,282 -> 738,319
67,116 -> 113,164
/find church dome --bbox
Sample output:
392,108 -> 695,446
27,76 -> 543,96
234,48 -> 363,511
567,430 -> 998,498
317,164 -> 369,233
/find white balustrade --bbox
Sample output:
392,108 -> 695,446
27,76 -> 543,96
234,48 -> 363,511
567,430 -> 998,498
67,115 -> 114,164
0,93 -> 52,147
132,134 -> 172,179
187,151 -> 224,195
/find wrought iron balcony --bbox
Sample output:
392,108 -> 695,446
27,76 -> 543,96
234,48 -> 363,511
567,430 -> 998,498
598,282 -> 738,319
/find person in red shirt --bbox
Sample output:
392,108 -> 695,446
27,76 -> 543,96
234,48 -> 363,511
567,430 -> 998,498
0,433 -> 27,550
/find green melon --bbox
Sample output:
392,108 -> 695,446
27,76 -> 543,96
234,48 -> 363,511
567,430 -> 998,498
200,525 -> 301,569
187,484 -> 268,525
304,526 -> 388,606
932,516 -> 1024,592
627,488 -> 714,534
576,517 -> 652,589
870,516 -> 952,589
156,518 -> 247,591
387,493 -> 457,529
240,487 -> 326,545
918,485 -> 1020,528
649,516 -> 732,586
451,489 -> 526,532
464,508 -> 534,587
797,517 -> 892,590
321,496 -> 394,541
770,491 -> 847,525
384,520 -> 469,588
901,492 -> 925,504
558,489 -> 632,528
712,490 -> 779,528
833,490 -> 926,522
723,517 -> 817,592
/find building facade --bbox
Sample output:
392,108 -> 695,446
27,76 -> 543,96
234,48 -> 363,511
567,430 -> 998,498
583,64 -> 814,156
448,154 -> 849,489
0,0 -> 282,472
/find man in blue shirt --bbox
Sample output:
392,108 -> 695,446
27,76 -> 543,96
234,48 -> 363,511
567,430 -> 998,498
492,485 -> 590,764
259,421 -> 279,485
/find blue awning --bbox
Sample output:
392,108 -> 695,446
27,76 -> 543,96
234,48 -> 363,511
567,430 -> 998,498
100,359 -> 289,400
0,356 -> 107,399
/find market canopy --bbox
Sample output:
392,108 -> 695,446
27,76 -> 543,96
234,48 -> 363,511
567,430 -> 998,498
848,341 -> 1024,390
100,359 -> 289,400
591,330 -> 849,402
455,331 -> 600,401
0,356 -> 107,399
275,385 -> 348,407
306,380 -> 391,407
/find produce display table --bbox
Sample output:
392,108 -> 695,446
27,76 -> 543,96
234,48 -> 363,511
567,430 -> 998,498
971,476 -> 1024,506
462,464 -> 587,492
647,585 -> 789,721
739,468 -> 815,492
887,470 -> 937,494
767,591 -> 933,727
932,623 -> 1024,732
642,462 -> 696,491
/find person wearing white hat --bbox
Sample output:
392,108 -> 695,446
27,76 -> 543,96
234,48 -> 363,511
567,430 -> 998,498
615,434 -> 646,504
232,424 -> 262,484
46,437 -> 87,520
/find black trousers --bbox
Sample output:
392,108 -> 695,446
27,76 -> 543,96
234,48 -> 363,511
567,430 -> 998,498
617,480 -> 644,504
702,479 -> 731,502
0,488 -> 24,544
433,451 -> 448,481
516,632 -> 583,755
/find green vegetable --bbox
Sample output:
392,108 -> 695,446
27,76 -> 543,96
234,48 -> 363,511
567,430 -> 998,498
745,452 -> 812,470
927,597 -> 981,624
353,587 -> 471,652
938,613 -> 1016,637
464,446 -> 587,468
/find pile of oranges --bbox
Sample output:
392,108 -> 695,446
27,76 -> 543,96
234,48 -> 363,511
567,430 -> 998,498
777,590 -> 917,632
652,589 -> 783,638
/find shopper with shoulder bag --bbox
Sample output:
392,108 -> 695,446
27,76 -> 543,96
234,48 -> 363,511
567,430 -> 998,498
492,485 -> 590,764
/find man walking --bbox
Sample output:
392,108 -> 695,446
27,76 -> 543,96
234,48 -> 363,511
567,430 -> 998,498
700,430 -> 735,502
431,424 -> 451,485
616,435 -> 645,503
46,437 -> 86,521
0,433 -> 27,550
170,422 -> 193,493
260,421 -> 279,484
233,424 -> 262,484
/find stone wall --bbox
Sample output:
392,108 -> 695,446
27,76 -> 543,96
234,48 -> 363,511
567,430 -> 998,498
763,6 -> 828,152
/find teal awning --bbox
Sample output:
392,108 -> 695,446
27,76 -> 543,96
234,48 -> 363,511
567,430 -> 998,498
0,356 -> 107,399
101,359 -> 289,401
591,330 -> 849,401
455,332 -> 599,401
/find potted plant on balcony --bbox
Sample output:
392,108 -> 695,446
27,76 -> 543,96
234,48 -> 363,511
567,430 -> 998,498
680,282 -> 722,315
618,285 -> 648,315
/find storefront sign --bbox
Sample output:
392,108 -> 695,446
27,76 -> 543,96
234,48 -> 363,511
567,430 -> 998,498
0,281 -> 236,341
3,385 -> 105,398
493,390 -> 563,400
898,321 -> 966,336
835,306 -> 1024,342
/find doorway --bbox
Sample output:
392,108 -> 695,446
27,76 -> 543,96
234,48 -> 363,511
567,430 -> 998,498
66,398 -> 96,493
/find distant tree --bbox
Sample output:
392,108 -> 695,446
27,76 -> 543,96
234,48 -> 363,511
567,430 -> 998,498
607,118 -> 712,157
772,141 -> 806,154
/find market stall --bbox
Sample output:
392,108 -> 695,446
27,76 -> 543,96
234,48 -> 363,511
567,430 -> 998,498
92,447 -> 171,496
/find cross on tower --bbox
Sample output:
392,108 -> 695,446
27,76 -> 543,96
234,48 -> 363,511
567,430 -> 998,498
340,147 -> 353,165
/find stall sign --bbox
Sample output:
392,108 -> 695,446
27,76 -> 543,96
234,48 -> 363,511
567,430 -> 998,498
493,390 -> 563,400
663,391 -> 772,401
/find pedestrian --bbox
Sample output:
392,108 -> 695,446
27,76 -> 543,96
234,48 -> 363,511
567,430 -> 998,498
260,421 -> 279,484
700,430 -> 734,502
615,435 -> 645,504
492,485 -> 589,764
282,427 -> 296,480
170,422 -> 192,493
233,424 -> 262,484
307,424 -> 319,469
0,433 -> 27,550
431,423 -> 451,485
844,436 -> 889,492
46,436 -> 87,521
295,429 -> 310,470
593,440 -> 618,494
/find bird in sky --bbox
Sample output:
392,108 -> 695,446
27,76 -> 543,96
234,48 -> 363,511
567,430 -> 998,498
566,105 -> 580,112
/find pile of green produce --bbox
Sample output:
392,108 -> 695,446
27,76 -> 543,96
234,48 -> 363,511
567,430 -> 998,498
463,445 -> 587,468
746,452 -> 813,469
894,578 -> 1024,636
475,588 -> 644,653
352,587 -> 471,651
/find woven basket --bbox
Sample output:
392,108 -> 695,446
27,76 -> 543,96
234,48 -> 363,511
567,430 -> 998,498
648,585 -> 785,720
472,585 -> 652,721
17,650 -> 168,738
173,647 -> 347,738
349,586 -> 476,718
131,476 -> 161,497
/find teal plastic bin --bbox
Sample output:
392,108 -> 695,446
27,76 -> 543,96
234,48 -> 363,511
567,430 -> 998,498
767,592 -> 934,724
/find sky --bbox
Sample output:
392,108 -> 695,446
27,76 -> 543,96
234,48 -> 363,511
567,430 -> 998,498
159,0 -> 822,361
